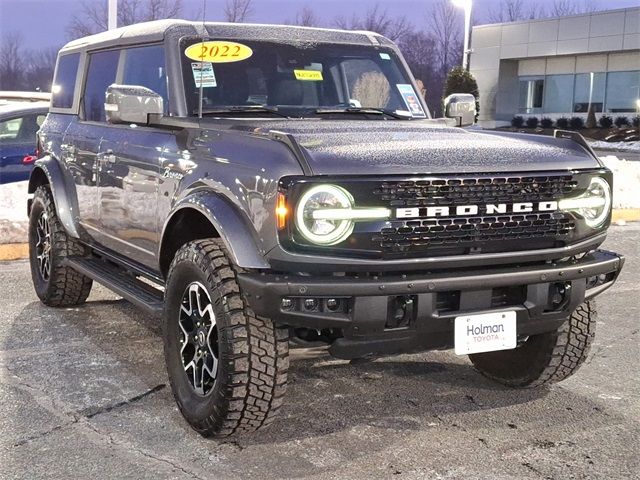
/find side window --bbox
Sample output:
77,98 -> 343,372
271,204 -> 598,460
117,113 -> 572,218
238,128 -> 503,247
0,117 -> 23,143
51,53 -> 80,109
122,45 -> 168,113
0,114 -> 41,144
83,49 -> 120,122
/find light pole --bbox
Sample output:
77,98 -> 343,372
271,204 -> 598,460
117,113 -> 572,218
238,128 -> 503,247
108,0 -> 118,30
453,0 -> 473,71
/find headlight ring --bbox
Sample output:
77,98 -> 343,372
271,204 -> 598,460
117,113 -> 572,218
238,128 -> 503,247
294,184 -> 355,245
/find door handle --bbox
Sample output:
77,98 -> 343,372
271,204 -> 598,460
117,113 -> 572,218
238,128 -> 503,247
98,149 -> 116,163
61,143 -> 77,155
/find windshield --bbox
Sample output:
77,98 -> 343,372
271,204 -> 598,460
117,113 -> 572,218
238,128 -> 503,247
180,38 -> 427,119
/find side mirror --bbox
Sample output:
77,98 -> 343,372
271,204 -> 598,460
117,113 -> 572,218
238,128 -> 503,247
444,93 -> 476,127
105,84 -> 163,125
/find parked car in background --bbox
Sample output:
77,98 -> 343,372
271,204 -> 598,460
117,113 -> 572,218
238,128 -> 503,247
0,91 -> 51,106
0,102 -> 48,184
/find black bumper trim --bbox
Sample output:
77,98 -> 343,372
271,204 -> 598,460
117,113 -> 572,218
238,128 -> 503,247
265,232 -> 607,272
238,250 -> 623,358
241,249 -> 622,300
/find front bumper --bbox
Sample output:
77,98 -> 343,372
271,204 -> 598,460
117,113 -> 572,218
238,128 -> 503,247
238,250 -> 624,358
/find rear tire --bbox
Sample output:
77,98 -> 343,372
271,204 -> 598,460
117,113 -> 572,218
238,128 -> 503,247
28,186 -> 93,307
163,239 -> 289,437
469,301 -> 596,388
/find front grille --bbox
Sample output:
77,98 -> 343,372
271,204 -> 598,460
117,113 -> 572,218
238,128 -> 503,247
370,174 -> 578,254
373,175 -> 577,206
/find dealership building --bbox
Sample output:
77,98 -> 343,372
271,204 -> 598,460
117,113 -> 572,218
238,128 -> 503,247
469,7 -> 640,127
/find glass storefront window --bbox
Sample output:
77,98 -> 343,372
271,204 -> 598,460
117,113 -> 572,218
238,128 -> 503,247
518,77 -> 544,113
605,71 -> 640,113
543,74 -> 574,113
573,72 -> 606,113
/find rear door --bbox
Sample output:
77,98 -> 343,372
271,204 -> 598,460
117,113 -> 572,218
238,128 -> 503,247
64,49 -> 119,234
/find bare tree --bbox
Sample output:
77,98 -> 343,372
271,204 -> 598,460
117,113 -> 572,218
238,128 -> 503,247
429,0 -> 462,76
25,47 -> 59,92
0,33 -> 24,90
334,3 -> 411,41
224,0 -> 253,23
487,0 -> 535,23
67,0 -> 183,39
291,5 -> 320,27
549,0 -> 599,17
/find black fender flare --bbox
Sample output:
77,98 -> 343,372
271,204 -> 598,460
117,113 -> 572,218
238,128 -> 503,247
160,191 -> 270,270
28,156 -> 81,239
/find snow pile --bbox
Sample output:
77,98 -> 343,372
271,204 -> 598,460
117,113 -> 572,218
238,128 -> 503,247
599,155 -> 640,209
590,140 -> 640,153
0,181 -> 29,244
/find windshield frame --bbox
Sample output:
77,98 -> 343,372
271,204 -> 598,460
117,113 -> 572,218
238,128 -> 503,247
177,36 -> 431,120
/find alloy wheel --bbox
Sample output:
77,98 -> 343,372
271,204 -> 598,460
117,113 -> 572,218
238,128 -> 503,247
35,211 -> 51,281
178,282 -> 219,395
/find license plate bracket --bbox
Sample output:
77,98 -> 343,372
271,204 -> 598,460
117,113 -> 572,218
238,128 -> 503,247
454,311 -> 517,355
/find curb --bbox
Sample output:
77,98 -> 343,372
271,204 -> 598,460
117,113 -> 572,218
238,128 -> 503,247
1,210 -> 639,262
612,209 -> 640,223
0,243 -> 29,261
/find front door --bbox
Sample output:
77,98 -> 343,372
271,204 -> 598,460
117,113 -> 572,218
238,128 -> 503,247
96,128 -> 168,267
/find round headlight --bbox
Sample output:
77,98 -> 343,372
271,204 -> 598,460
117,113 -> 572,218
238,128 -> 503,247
582,177 -> 611,227
295,184 -> 354,245
559,177 -> 611,228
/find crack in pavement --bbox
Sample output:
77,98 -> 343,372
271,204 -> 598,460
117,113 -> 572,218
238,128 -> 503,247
3,366 -> 206,479
80,384 -> 167,418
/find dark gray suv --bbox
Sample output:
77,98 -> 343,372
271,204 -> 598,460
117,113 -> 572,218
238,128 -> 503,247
29,20 -> 624,438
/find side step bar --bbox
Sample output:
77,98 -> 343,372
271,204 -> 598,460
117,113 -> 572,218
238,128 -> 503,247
65,256 -> 164,316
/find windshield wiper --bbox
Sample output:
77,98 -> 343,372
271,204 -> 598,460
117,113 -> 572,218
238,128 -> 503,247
198,105 -> 292,119
314,107 -> 412,120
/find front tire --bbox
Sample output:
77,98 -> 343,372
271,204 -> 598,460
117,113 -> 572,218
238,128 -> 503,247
28,186 -> 93,306
469,301 -> 596,388
163,239 -> 289,437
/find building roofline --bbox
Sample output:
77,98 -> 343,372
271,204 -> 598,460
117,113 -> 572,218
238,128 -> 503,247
473,6 -> 639,30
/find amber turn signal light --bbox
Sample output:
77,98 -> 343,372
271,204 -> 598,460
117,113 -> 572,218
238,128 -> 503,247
276,192 -> 288,230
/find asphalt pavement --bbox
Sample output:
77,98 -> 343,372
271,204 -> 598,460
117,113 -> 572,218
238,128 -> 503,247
0,225 -> 638,479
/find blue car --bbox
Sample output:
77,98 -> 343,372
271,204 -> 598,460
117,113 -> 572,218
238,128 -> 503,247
0,102 -> 48,184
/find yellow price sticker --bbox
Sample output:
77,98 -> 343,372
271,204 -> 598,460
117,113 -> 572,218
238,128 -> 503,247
294,69 -> 324,81
184,41 -> 253,63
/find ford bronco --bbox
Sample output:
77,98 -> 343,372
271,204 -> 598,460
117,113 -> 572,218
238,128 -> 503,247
29,20 -> 624,437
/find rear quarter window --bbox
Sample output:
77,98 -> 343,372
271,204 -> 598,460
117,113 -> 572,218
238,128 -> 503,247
51,53 -> 80,109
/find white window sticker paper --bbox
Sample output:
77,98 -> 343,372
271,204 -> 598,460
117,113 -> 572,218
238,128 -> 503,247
379,52 -> 391,60
396,84 -> 426,118
191,62 -> 217,88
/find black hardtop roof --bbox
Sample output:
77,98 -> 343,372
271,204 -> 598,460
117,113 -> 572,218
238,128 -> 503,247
60,19 -> 395,53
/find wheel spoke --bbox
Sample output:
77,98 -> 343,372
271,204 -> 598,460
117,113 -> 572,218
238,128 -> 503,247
178,281 -> 218,395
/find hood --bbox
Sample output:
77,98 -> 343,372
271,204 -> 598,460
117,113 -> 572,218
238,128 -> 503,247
241,119 -> 601,175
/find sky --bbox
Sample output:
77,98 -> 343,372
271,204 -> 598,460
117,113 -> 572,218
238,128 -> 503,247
0,0 -> 638,50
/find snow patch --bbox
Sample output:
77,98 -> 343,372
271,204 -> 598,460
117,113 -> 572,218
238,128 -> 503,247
590,140 -> 640,153
599,155 -> 640,209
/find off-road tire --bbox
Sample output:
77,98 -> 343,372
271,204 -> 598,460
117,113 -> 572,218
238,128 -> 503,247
469,301 -> 596,388
163,239 -> 289,437
28,186 -> 93,306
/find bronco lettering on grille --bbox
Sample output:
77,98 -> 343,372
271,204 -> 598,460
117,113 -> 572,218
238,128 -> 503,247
396,201 -> 559,219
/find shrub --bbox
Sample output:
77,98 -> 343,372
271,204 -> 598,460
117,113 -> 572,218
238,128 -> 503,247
614,116 -> 629,128
443,66 -> 480,120
569,116 -> 585,129
511,115 -> 525,128
598,115 -> 613,128
540,117 -> 554,128
632,116 -> 640,128
555,117 -> 569,129
526,116 -> 539,128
